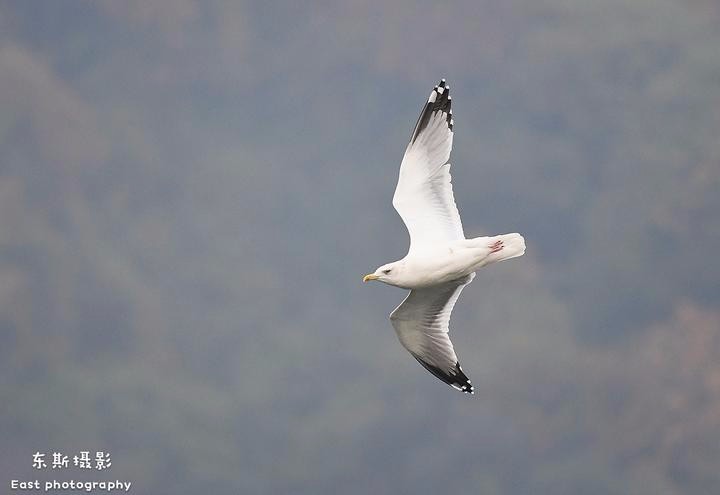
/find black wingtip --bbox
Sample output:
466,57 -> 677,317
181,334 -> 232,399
413,357 -> 474,394
408,79 -> 454,144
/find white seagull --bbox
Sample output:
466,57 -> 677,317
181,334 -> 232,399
363,79 -> 526,394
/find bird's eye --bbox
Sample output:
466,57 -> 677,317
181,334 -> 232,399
382,269 -> 392,274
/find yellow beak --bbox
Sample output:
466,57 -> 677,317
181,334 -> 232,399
363,273 -> 379,283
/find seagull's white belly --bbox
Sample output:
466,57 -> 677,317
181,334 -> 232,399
397,243 -> 485,289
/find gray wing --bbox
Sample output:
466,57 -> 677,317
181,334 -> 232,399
390,273 -> 475,393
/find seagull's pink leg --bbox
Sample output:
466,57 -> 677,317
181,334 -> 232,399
489,239 -> 504,254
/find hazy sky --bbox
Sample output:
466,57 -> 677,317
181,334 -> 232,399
2,1 -> 720,494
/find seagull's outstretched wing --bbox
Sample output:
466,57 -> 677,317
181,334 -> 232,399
393,79 -> 464,254
390,274 -> 475,393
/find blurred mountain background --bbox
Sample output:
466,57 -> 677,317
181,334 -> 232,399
1,1 -> 719,494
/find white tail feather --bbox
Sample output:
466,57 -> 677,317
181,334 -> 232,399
464,233 -> 526,265
492,233 -> 525,262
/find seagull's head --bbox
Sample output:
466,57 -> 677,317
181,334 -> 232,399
363,262 -> 401,285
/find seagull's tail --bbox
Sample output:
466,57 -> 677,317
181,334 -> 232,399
466,233 -> 526,265
493,233 -> 526,262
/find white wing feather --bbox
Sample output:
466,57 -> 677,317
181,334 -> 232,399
390,273 -> 475,393
392,80 -> 464,253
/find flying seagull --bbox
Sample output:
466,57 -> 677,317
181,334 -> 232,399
363,79 -> 526,394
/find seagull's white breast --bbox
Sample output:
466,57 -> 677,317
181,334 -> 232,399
395,243 -> 484,289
